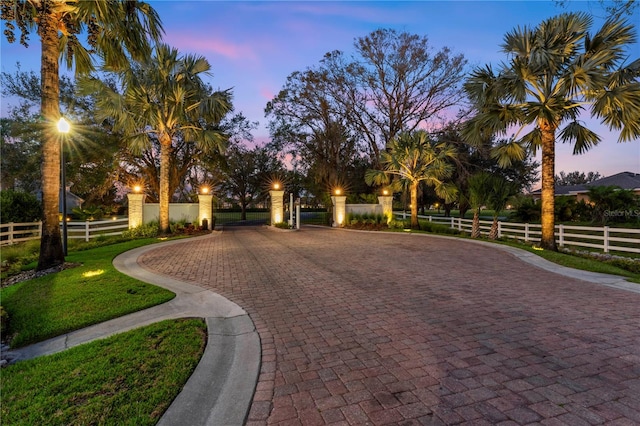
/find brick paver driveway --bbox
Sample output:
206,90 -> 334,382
140,226 -> 640,425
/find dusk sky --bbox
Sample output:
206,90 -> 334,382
1,1 -> 638,181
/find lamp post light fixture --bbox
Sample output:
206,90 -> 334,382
57,117 -> 70,256
200,186 -> 210,194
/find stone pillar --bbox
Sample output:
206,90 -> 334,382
378,195 -> 393,223
270,190 -> 285,225
331,195 -> 347,227
198,194 -> 213,230
127,193 -> 145,229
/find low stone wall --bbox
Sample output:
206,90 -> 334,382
346,204 -> 383,216
142,204 -> 199,224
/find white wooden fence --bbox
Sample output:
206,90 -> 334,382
396,213 -> 640,254
2,216 -> 639,254
0,219 -> 129,246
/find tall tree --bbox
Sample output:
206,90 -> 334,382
221,144 -> 286,219
463,12 -> 640,250
555,170 -> 602,186
1,0 -> 163,269
81,43 -> 232,234
266,28 -> 467,167
365,131 -> 457,229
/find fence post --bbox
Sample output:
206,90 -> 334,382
498,221 -> 502,238
458,217 -> 462,231
450,216 -> 454,229
558,224 -> 564,247
524,223 -> 529,242
428,216 -> 432,222
603,226 -> 609,253
8,222 -> 14,245
85,221 -> 90,242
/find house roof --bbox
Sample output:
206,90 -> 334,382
530,171 -> 640,196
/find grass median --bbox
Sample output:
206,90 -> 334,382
1,238 -> 175,348
1,238 -> 207,425
1,318 -> 206,425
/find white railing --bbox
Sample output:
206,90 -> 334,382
395,212 -> 640,254
0,218 -> 129,246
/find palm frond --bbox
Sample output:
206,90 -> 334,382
364,168 -> 389,186
559,121 -> 601,154
592,83 -> 640,141
491,139 -> 526,168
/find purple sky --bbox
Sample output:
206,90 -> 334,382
1,1 -> 638,180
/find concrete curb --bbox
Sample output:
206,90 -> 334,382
6,232 -> 260,426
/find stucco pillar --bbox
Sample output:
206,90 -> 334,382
198,194 -> 213,230
378,195 -> 393,223
331,195 -> 347,227
270,190 -> 285,225
127,193 -> 144,229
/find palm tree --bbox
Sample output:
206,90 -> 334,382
82,43 -> 232,234
486,176 -> 516,240
467,172 -> 492,238
365,130 -> 457,229
463,12 -> 640,250
1,0 -> 163,269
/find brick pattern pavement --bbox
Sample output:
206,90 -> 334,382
139,227 -> 640,425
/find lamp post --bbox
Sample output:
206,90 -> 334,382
57,117 -> 70,255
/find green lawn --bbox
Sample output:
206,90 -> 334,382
1,318 -> 206,426
1,239 -> 175,348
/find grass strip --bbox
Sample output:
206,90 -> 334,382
1,318 -> 206,426
1,239 -> 175,348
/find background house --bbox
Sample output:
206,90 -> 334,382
530,171 -> 640,202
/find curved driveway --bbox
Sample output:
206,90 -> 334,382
140,226 -> 640,425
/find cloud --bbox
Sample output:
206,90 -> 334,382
165,33 -> 259,63
260,86 -> 276,102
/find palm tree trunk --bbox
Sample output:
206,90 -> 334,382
159,134 -> 172,234
489,217 -> 498,240
539,121 -> 557,251
410,181 -> 419,229
471,209 -> 480,238
37,12 -> 65,270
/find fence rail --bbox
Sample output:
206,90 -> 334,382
3,215 -> 638,254
1,219 -> 129,246
395,212 -> 640,254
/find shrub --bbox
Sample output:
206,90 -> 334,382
273,222 -> 291,229
0,240 -> 40,277
0,305 -> 8,335
122,223 -> 158,239
0,190 -> 42,223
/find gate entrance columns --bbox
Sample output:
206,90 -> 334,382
331,192 -> 346,227
270,189 -> 285,225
